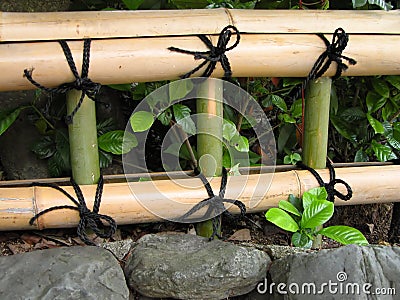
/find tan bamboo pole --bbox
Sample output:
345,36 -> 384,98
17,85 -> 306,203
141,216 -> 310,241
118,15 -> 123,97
1,10 -> 399,42
2,34 -> 400,92
0,165 -> 398,231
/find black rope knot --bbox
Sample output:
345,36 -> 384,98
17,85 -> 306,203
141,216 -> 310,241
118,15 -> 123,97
290,28 -> 357,102
296,159 -> 353,202
168,25 -> 240,79
23,39 -> 102,124
177,167 -> 246,240
29,175 -> 117,246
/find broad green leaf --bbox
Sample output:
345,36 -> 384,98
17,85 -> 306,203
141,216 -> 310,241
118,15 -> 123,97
169,80 -> 193,102
354,149 -> 369,162
177,118 -> 196,135
288,194 -> 303,213
290,99 -> 303,118
157,109 -> 172,126
386,76 -> 400,90
130,111 -> 154,132
340,107 -> 365,122
366,113 -> 384,134
223,119 -> 238,142
371,140 -> 397,162
55,131 -> 70,171
279,113 -> 296,124
173,104 -> 191,120
232,135 -> 249,152
352,0 -> 367,7
265,208 -> 299,232
292,232 -> 312,248
302,187 -> 328,206
35,119 -> 48,135
228,163 -> 241,176
382,102 -> 397,121
98,130 -> 138,155
96,118 -> 114,136
383,122 -> 400,150
284,153 -> 302,165
269,95 -> 287,112
223,149 -> 232,168
173,105 -> 196,135
319,226 -> 369,245
98,149 -> 113,168
278,124 -> 296,153
107,83 -> 132,92
371,78 -> 390,98
122,0 -> 144,9
282,78 -> 303,87
330,115 -> 357,144
0,107 -> 22,136
366,91 -> 387,113
301,200 -> 334,229
31,136 -> 56,159
48,155 -> 62,177
278,200 -> 301,217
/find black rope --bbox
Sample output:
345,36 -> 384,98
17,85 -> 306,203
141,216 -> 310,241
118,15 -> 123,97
23,39 -> 102,124
29,176 -> 117,246
168,25 -> 240,80
290,28 -> 357,102
296,159 -> 352,202
177,167 -> 246,240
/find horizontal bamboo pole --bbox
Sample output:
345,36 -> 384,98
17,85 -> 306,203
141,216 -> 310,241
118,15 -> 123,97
0,165 -> 398,231
1,9 -> 399,42
2,34 -> 399,92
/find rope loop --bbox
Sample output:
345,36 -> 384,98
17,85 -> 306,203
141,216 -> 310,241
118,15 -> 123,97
296,159 -> 353,202
23,39 -> 102,124
168,25 -> 240,79
177,167 -> 246,240
29,175 -> 117,246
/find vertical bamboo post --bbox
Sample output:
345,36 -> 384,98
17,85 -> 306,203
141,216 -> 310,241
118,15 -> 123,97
66,90 -> 100,185
302,77 -> 332,248
196,80 -> 223,238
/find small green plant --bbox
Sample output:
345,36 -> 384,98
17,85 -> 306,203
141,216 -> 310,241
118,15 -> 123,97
265,187 -> 368,248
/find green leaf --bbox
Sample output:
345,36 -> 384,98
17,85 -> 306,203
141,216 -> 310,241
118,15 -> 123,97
371,140 -> 397,161
278,124 -> 296,153
301,200 -> 334,229
122,0 -> 144,9
223,119 -> 238,142
98,149 -> 113,168
228,163 -> 241,176
382,102 -> 397,121
366,113 -> 384,134
157,109 -> 172,126
352,0 -> 367,7
31,136 -> 56,159
130,111 -> 154,132
290,99 -> 303,118
98,130 -> 138,155
232,135 -> 249,152
279,113 -> 296,124
169,80 -> 193,101
371,78 -> 390,98
288,194 -> 303,213
265,208 -> 299,232
367,0 -> 393,10
269,95 -> 287,112
319,226 -> 369,245
383,122 -> 400,150
97,118 -> 115,136
0,107 -> 22,136
107,83 -> 132,92
55,131 -> 70,171
340,107 -> 365,122
173,104 -> 196,135
284,152 -> 302,165
278,200 -> 301,217
354,149 -> 369,162
386,76 -> 400,90
366,91 -> 387,113
302,187 -> 328,209
48,155 -> 62,177
330,115 -> 357,144
292,232 -> 312,248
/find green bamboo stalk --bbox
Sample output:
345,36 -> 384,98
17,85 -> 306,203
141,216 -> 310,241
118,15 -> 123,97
196,80 -> 223,238
66,90 -> 100,185
302,77 -> 332,248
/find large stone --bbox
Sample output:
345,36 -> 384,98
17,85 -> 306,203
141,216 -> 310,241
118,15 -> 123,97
124,233 -> 270,299
264,244 -> 400,300
0,246 -> 129,300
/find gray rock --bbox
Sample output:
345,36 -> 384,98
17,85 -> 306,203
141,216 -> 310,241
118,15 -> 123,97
0,246 -> 129,300
124,233 -> 270,299
264,244 -> 400,300
101,238 -> 134,260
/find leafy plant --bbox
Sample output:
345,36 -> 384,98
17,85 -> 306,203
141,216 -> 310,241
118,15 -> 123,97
265,187 -> 369,248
